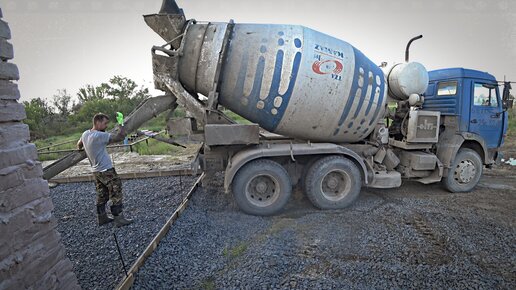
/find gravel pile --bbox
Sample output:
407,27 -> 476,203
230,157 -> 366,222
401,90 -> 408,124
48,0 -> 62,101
49,175 -> 196,290
132,176 -> 516,289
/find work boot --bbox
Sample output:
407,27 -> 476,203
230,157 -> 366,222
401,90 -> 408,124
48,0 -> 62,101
113,213 -> 133,228
97,213 -> 114,226
96,204 -> 113,226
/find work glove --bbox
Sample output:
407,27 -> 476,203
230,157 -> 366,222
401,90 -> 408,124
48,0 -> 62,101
116,112 -> 124,126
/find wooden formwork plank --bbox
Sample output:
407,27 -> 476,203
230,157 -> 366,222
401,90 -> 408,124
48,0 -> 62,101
115,173 -> 204,290
49,169 -> 195,184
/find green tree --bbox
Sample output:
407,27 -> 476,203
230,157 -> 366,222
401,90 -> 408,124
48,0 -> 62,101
52,89 -> 74,117
77,83 -> 109,104
106,75 -> 150,102
24,76 -> 153,140
69,98 -> 120,131
23,97 -> 55,139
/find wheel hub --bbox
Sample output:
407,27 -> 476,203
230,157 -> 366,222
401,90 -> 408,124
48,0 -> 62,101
256,181 -> 268,194
327,176 -> 339,189
320,170 -> 352,202
246,175 -> 280,207
454,159 -> 476,184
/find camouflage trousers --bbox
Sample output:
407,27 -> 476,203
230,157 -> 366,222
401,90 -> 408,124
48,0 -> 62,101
94,168 -> 124,215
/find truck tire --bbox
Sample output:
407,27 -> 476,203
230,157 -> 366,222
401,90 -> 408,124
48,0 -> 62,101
304,155 -> 361,209
232,159 -> 292,216
442,148 -> 483,193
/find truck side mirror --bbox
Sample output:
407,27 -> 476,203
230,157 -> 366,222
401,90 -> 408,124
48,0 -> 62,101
502,82 -> 512,111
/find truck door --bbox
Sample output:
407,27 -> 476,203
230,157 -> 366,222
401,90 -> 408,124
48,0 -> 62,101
469,82 -> 503,148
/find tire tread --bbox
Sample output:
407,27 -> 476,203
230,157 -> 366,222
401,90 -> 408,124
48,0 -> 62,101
232,159 -> 292,216
304,155 -> 361,209
442,148 -> 483,193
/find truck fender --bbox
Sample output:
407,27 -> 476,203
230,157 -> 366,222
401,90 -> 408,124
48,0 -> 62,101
224,143 -> 369,192
436,132 -> 489,174
459,132 -> 490,164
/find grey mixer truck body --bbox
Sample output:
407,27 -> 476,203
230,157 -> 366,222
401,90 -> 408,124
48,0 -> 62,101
43,0 -> 511,216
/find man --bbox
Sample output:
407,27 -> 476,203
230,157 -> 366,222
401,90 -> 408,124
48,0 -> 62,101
77,113 -> 133,227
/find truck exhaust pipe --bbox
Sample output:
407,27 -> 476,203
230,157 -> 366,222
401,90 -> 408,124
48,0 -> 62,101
405,35 -> 423,62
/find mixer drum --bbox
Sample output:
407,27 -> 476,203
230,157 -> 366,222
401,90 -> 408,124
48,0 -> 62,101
178,23 -> 387,143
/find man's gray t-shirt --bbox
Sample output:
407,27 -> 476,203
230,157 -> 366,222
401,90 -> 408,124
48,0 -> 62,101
81,130 -> 112,172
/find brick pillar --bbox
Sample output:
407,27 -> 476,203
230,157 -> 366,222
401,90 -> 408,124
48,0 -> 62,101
0,8 -> 80,290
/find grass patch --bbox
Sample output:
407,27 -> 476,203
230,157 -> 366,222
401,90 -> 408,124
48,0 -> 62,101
199,278 -> 216,290
137,107 -> 188,131
34,132 -> 84,161
35,130 -> 191,161
269,218 -> 293,235
508,108 -> 516,136
222,241 -> 248,259
34,131 -> 83,149
222,109 -> 252,125
132,134 -> 181,155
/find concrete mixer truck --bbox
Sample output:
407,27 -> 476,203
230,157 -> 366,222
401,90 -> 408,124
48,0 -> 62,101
43,0 -> 511,216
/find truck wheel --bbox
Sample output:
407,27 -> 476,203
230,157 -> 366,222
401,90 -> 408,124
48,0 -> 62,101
232,159 -> 292,216
442,148 -> 483,193
304,155 -> 361,209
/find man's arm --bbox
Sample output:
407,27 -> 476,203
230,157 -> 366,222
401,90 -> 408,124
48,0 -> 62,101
77,138 -> 83,150
108,125 -> 126,144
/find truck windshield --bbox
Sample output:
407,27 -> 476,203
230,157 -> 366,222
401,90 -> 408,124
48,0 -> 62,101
473,83 -> 498,107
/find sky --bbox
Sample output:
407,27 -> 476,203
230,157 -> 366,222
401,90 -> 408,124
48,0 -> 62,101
1,0 -> 515,102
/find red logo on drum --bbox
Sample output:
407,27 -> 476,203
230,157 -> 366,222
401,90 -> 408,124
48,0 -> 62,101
312,59 -> 343,75
312,44 -> 344,81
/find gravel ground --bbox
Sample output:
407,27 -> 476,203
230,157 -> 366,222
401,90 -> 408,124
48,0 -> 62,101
49,175 -> 196,290
132,170 -> 516,289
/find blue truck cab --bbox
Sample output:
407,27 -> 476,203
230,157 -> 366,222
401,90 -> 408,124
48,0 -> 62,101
422,68 -> 509,191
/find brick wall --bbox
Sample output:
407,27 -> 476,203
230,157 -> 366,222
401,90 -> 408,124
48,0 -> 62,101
0,8 -> 80,290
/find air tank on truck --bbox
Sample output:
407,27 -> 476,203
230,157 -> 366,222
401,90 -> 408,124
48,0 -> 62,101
43,0 -> 511,216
